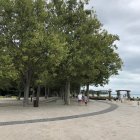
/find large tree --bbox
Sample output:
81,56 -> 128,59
0,0 -> 18,88
47,0 -> 92,104
1,0 -> 67,105
1,0 -> 123,106
48,0 -> 122,104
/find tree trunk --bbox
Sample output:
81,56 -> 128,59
36,85 -> 40,107
32,88 -> 35,98
17,90 -> 22,100
17,81 -> 23,100
85,83 -> 89,98
64,79 -> 70,105
78,84 -> 81,94
63,90 -> 66,103
60,87 -> 65,100
45,85 -> 47,99
23,70 -> 31,106
47,87 -> 50,97
23,81 -> 30,106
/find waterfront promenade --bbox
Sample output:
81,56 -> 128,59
0,98 -> 140,140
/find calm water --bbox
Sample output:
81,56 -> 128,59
111,94 -> 140,98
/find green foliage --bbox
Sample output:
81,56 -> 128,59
47,0 -> 123,89
0,0 -> 123,96
0,0 -> 67,101
0,47 -> 18,89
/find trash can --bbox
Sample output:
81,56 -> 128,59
33,99 -> 38,107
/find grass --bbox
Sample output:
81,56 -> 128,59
0,96 -> 17,99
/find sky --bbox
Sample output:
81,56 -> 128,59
86,0 -> 140,95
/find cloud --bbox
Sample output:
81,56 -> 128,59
90,0 -> 140,24
88,0 -> 140,95
90,71 -> 140,93
125,21 -> 140,35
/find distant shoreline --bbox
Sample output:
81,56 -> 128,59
111,94 -> 140,98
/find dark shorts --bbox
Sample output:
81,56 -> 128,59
78,100 -> 82,102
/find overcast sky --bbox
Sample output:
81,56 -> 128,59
87,0 -> 140,95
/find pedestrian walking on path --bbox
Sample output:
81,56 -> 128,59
84,95 -> 88,106
78,93 -> 82,105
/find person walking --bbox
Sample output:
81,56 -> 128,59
78,93 -> 82,105
84,94 -> 88,106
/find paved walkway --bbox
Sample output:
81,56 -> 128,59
0,100 -> 118,126
1,99 -> 140,140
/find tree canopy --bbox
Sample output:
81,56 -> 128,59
0,0 -> 123,105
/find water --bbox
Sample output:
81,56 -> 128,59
130,94 -> 140,98
111,94 -> 140,98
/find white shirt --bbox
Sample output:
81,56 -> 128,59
78,94 -> 82,100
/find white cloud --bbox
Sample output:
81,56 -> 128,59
128,0 -> 140,11
88,0 -> 140,95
